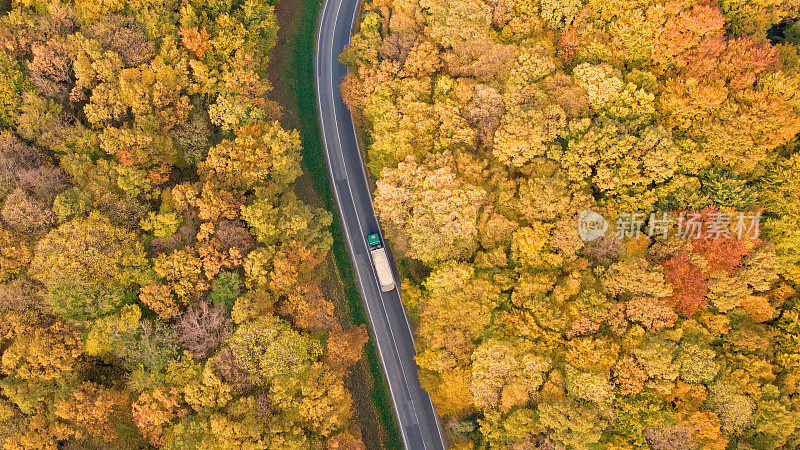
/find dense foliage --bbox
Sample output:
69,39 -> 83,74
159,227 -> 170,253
0,0 -> 369,448
343,0 -> 800,447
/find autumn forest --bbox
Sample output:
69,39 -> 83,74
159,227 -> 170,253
0,0 -> 372,448
2,0 -> 800,448
342,0 -> 800,447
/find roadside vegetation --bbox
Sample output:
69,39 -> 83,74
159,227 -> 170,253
342,0 -> 800,447
0,0 -> 372,447
265,0 -> 401,445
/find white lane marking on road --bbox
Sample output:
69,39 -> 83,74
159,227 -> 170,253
338,0 -> 420,378
322,0 -> 428,445
313,0 -> 430,447
338,9 -> 446,443
345,118 -> 419,342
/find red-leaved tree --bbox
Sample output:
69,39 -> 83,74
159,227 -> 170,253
663,250 -> 709,317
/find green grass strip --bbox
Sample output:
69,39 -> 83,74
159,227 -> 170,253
293,0 -> 403,447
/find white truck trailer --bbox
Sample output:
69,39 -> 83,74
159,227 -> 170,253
367,233 -> 396,292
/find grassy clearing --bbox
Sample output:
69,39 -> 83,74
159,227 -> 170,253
266,0 -> 402,446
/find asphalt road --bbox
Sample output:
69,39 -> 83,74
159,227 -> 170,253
314,0 -> 447,448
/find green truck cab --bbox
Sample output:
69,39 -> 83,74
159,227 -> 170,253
367,233 -> 382,247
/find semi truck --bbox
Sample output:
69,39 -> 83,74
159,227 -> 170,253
367,233 -> 396,292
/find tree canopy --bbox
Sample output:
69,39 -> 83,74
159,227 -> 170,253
345,0 -> 800,446
0,0 -> 367,447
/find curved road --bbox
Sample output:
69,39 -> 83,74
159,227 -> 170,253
314,0 -> 447,449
